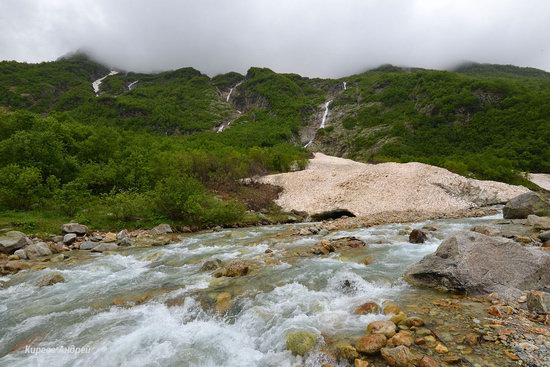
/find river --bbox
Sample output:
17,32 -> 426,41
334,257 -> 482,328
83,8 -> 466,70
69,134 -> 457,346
0,213 -> 511,366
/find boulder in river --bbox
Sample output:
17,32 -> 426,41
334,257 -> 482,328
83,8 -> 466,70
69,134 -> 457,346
61,223 -> 88,235
200,259 -> 223,271
79,241 -> 97,250
539,230 -> 550,242
37,272 -> 65,287
503,192 -> 550,219
214,260 -> 249,277
354,302 -> 380,315
355,333 -> 387,354
91,243 -> 118,252
286,331 -> 317,356
409,229 -> 428,244
63,233 -> 78,245
380,345 -> 417,367
367,320 -> 397,338
405,231 -> 550,298
0,231 -> 32,254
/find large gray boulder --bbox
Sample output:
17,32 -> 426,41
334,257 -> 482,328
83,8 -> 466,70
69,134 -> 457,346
149,224 -> 173,235
61,223 -> 88,235
0,231 -> 32,254
503,192 -> 550,219
25,242 -> 53,260
405,231 -> 550,297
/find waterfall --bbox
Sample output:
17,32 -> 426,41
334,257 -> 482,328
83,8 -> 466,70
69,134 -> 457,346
343,81 -> 347,90
226,81 -> 243,102
92,71 -> 118,96
128,81 -> 139,90
304,100 -> 333,147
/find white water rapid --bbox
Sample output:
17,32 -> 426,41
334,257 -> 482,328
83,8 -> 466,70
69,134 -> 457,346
0,214 -> 501,366
92,71 -> 118,96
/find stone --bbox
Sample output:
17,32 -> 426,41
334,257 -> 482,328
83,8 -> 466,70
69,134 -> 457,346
354,359 -> 369,367
539,231 -> 550,242
362,256 -> 374,265
63,233 -> 77,245
335,342 -> 359,361
354,302 -> 380,315
215,292 -> 231,314
61,223 -> 88,235
150,224 -> 173,235
117,237 -> 134,247
116,229 -> 130,241
400,317 -> 424,327
526,215 -> 550,230
25,242 -> 52,260
286,331 -> 316,356
50,254 -> 65,263
464,333 -> 479,346
201,259 -> 223,271
383,303 -> 401,315
91,243 -> 118,252
434,343 -> 448,353
0,231 -> 32,254
102,232 -> 117,243
418,356 -> 439,367
380,345 -> 416,367
214,261 -> 249,277
79,241 -> 97,250
487,305 -> 513,317
409,229 -> 428,244
88,233 -> 103,242
422,225 -> 438,232
367,320 -> 397,338
471,225 -> 501,237
356,333 -> 387,354
387,331 -> 414,347
390,312 -> 407,325
503,192 -> 550,219
526,290 -> 550,314
405,231 -> 550,296
13,249 -> 27,260
37,272 -> 65,287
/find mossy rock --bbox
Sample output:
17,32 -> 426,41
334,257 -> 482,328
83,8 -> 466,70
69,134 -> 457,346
286,331 -> 317,356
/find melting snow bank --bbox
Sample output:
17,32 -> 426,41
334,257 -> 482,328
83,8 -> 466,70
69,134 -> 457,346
528,173 -> 550,191
92,71 -> 118,96
261,153 -> 530,217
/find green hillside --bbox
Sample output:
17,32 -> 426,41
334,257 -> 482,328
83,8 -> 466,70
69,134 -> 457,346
1,55 -> 549,233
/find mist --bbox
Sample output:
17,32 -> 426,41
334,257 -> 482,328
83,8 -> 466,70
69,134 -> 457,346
1,0 -> 549,78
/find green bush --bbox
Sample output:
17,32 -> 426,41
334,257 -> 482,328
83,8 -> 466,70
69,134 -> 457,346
0,165 -> 44,210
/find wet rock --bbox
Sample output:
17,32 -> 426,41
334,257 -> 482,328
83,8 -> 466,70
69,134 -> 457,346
390,312 -> 407,325
335,342 -> 359,361
471,225 -> 501,237
409,229 -> 428,244
88,233 -> 103,242
214,261 -> 249,277
63,233 -> 77,245
355,333 -> 387,354
354,302 -> 380,315
434,343 -> 448,353
79,241 -> 97,250
526,215 -> 550,230
503,192 -> 550,219
418,356 -> 439,367
150,224 -> 173,235
387,331 -> 414,347
526,290 -> 550,314
25,242 -> 52,260
91,243 -> 118,252
539,230 -> 550,242
117,237 -> 134,247
405,231 -> 550,296
13,249 -> 27,260
37,272 -> 65,287
0,231 -> 32,254
400,317 -> 424,327
50,254 -> 65,263
383,303 -> 401,315
362,256 -> 374,265
354,359 -> 369,367
367,320 -> 397,338
380,345 -> 416,367
2,260 -> 30,273
286,331 -> 317,356
422,225 -> 438,232
61,223 -> 88,235
215,292 -> 231,314
201,259 -> 223,271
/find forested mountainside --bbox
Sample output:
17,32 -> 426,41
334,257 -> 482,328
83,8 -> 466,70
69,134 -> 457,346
1,54 -> 549,233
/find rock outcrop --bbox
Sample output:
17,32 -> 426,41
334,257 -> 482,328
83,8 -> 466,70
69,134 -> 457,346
503,192 -> 550,219
405,231 -> 550,297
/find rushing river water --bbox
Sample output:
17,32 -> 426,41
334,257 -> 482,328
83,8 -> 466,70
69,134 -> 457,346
0,214 -> 503,367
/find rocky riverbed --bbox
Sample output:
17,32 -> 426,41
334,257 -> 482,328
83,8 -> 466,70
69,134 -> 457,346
0,203 -> 549,366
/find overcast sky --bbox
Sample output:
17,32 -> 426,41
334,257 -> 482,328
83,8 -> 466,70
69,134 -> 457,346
1,0 -> 549,77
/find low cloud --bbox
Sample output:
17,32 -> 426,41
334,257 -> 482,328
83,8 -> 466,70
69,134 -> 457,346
1,0 -> 549,77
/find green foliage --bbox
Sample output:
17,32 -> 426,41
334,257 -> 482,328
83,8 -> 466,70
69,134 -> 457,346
0,165 -> 44,210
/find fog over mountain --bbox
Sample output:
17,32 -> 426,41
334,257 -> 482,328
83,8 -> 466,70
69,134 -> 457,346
1,0 -> 549,77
